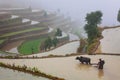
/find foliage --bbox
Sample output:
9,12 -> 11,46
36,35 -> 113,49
52,37 -> 58,47
41,37 -> 59,51
84,24 -> 100,44
117,9 -> 120,22
84,11 -> 102,53
44,37 -> 53,50
84,11 -> 102,44
85,11 -> 102,25
19,36 -> 58,55
55,28 -> 62,36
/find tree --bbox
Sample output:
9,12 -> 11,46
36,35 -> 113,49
117,9 -> 120,22
55,28 -> 62,36
41,37 -> 59,51
84,24 -> 99,43
45,37 -> 52,50
85,11 -> 102,25
84,11 -> 102,44
52,37 -> 58,47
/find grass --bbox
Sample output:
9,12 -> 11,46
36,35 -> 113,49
18,38 -> 46,55
0,27 -> 45,38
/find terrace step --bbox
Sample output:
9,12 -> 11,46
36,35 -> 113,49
0,17 -> 23,28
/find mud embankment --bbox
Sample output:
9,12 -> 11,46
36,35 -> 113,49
0,62 -> 64,80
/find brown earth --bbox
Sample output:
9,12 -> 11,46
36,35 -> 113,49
1,40 -> 24,51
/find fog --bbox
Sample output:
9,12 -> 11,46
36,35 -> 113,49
0,0 -> 120,26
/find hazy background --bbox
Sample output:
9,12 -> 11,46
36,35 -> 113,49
0,0 -> 120,27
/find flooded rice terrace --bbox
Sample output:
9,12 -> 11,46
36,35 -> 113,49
2,33 -> 80,56
0,67 -> 49,80
0,0 -> 120,80
0,55 -> 120,80
26,41 -> 80,57
100,27 -> 120,53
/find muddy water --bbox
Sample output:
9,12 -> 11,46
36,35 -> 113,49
0,55 -> 120,80
7,47 -> 19,54
100,27 -> 120,53
26,41 -> 80,57
0,67 -> 49,80
69,33 -> 79,41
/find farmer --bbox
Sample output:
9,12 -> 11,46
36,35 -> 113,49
98,59 -> 105,69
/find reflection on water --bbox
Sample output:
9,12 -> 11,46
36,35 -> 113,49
98,69 -> 104,79
0,67 -> 49,80
76,63 -> 91,70
77,63 -> 104,79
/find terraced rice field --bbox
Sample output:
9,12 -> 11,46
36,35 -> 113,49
0,27 -> 45,38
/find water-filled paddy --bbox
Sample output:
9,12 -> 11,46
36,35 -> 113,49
0,55 -> 120,80
100,27 -> 120,53
0,67 -> 49,80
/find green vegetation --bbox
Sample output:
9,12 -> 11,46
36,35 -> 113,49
44,37 -> 52,50
84,11 -> 102,54
18,38 -> 46,55
55,28 -> 62,36
0,27 -> 44,38
117,9 -> 120,22
39,28 -> 61,51
52,37 -> 59,47
40,37 -> 58,51
18,28 -> 59,55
